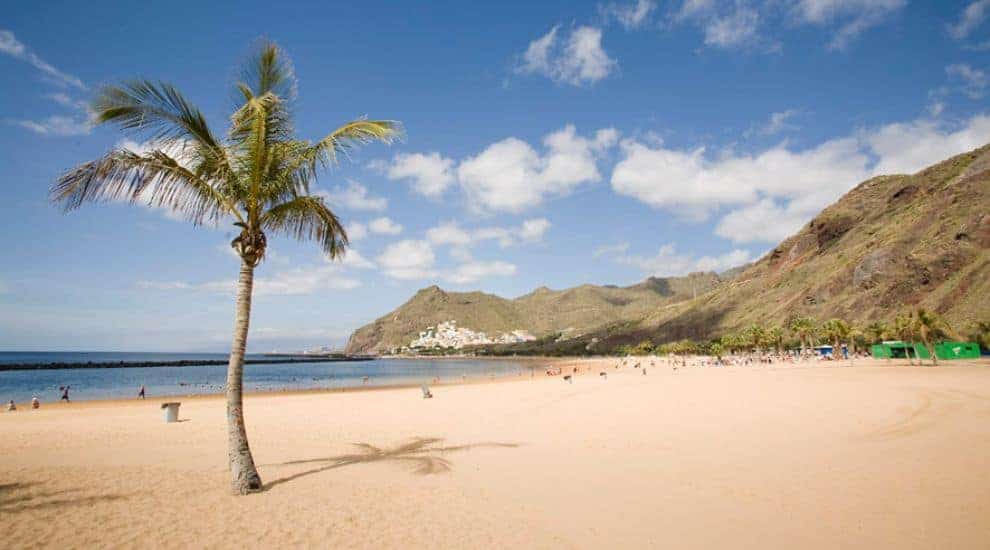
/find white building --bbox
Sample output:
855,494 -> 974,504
410,320 -> 535,349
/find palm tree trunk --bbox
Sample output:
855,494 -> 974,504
227,259 -> 262,494
927,339 -> 938,366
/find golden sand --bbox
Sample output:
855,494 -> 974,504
2,358 -> 989,549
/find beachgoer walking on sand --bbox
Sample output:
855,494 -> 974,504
31,396 -> 40,409
6,400 -> 15,412
138,385 -> 146,399
61,386 -> 70,402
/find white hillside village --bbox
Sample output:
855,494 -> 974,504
409,320 -> 535,350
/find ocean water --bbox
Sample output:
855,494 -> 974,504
0,352 -> 533,403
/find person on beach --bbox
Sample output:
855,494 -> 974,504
61,386 -> 70,402
138,385 -> 146,399
6,400 -> 15,412
31,396 -> 40,409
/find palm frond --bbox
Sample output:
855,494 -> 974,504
51,147 -> 241,225
302,118 -> 403,171
237,40 -> 296,101
256,140 -> 314,206
260,195 -> 346,257
93,80 -> 223,150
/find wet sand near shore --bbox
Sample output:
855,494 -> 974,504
2,357 -> 988,549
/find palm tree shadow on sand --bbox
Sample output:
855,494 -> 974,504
263,437 -> 520,490
0,482 -> 129,513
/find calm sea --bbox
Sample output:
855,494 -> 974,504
0,352 -> 532,403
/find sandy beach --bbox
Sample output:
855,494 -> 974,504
2,357 -> 989,549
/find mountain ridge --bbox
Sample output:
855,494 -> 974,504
344,273 -> 723,354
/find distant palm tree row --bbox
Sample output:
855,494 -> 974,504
618,309 -> 987,367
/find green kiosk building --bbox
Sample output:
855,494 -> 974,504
871,341 -> 981,360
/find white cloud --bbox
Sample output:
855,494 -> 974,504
136,281 -> 192,291
426,218 -> 551,249
592,242 -> 630,258
347,222 -> 368,241
790,0 -> 906,50
45,92 -> 89,110
749,109 -> 800,136
15,115 -> 91,136
672,0 -> 904,51
946,63 -> 988,99
368,217 -> 403,235
713,198 -> 810,244
321,180 -> 387,211
612,112 -> 990,243
518,218 -> 552,242
517,25 -> 617,86
948,0 -> 990,40
377,240 -> 437,280
2,32 -> 92,137
443,261 -> 517,284
375,238 -> 522,284
426,222 -> 474,247
385,152 -> 456,197
863,114 -> 990,175
615,243 -> 753,276
674,1 -> 770,50
0,29 -> 86,89
253,266 -> 360,295
601,0 -> 657,29
334,249 -> 376,269
704,7 -> 761,48
471,227 -> 516,247
695,248 -> 753,272
138,264 -> 360,296
458,125 -> 618,213
677,0 -> 716,19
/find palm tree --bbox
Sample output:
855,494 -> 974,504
767,325 -> 784,354
915,308 -> 953,366
708,342 -> 724,362
821,319 -> 850,360
864,320 -> 889,362
789,317 -> 816,354
847,325 -> 865,363
893,313 -> 916,365
746,324 -> 767,353
50,42 -> 401,494
971,320 -> 990,352
865,321 -> 888,345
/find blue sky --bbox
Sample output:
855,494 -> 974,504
1,0 -> 989,352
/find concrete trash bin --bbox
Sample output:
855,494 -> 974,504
161,402 -> 181,423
